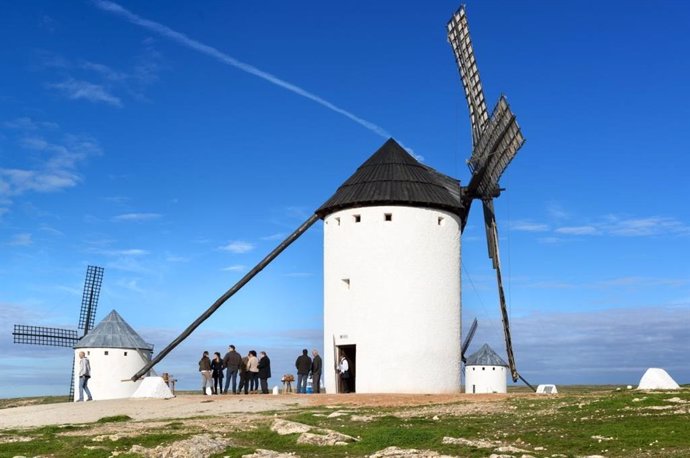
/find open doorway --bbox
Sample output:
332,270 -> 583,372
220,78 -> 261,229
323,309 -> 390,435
337,344 -> 356,393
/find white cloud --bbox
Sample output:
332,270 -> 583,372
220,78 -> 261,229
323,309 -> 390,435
7,233 -> 33,246
508,305 -> 690,384
555,225 -> 598,235
511,220 -> 550,232
604,215 -> 690,237
261,233 -> 286,241
283,272 -> 313,278
3,117 -> 58,130
219,241 -> 255,254
222,265 -> 246,272
80,61 -> 127,81
112,212 -> 162,222
48,78 -> 122,107
0,125 -> 101,210
96,248 -> 149,257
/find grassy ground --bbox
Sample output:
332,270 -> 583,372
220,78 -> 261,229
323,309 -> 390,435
1,387 -> 688,457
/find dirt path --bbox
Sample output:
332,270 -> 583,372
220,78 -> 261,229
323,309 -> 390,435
0,393 -> 516,430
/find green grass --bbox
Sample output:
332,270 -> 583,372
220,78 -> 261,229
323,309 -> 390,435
95,415 -> 132,423
1,388 -> 689,458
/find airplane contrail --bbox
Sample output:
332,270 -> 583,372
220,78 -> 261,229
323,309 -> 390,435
91,0 -> 392,139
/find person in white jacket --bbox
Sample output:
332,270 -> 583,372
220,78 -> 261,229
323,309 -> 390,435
338,355 -> 351,393
77,351 -> 93,402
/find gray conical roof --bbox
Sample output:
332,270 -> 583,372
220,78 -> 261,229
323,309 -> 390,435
316,138 -> 464,218
466,343 -> 508,367
74,310 -> 153,350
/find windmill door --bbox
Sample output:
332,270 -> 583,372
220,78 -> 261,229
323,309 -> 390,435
337,344 -> 356,393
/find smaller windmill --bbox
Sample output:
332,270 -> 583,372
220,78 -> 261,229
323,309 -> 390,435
13,265 -> 104,399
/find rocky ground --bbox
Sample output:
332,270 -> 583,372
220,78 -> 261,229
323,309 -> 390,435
1,390 -> 688,457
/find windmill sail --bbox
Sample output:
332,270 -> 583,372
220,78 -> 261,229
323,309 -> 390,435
448,5 -> 526,386
79,265 -> 104,336
461,317 -> 478,363
12,325 -> 79,347
448,6 -> 489,150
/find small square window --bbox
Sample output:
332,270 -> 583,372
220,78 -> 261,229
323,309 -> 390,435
353,214 -> 361,223
342,278 -> 350,289
384,213 -> 392,221
437,216 -> 445,226
335,217 -> 340,226
124,351 -> 128,356
482,367 -> 485,371
104,351 -> 109,356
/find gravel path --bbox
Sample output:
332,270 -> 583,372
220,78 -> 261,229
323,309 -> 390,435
0,392 -> 512,430
0,395 -> 311,429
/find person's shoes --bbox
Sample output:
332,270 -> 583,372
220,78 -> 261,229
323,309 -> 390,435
86,398 -> 93,401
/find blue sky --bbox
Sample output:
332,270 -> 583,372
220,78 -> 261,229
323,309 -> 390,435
1,1 -> 689,398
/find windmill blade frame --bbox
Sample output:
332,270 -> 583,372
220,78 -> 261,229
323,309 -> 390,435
482,200 -> 518,382
447,6 -> 490,151
79,265 -> 104,336
12,325 -> 79,347
461,317 -> 478,363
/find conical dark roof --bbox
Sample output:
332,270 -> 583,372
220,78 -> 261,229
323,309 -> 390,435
74,310 -> 153,350
316,138 -> 464,218
466,343 -> 508,367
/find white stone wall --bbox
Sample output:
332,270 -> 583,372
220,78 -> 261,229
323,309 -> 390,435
323,205 -> 461,393
73,348 -> 151,401
464,365 -> 507,393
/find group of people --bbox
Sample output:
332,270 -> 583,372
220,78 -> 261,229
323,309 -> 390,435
198,346 -> 329,395
294,349 -> 322,393
198,345 -> 272,395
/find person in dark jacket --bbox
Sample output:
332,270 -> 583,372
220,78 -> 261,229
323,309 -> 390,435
210,351 -> 224,395
295,349 -> 312,393
311,349 -> 323,394
198,351 -> 212,395
237,354 -> 249,394
257,351 -> 271,394
222,344 -> 242,394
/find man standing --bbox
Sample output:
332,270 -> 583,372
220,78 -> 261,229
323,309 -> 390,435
198,351 -> 212,395
222,345 -> 242,394
77,351 -> 93,402
311,349 -> 322,394
258,351 -> 272,394
295,349 -> 312,394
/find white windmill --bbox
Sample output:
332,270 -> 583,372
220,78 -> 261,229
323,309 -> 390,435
129,4 -> 529,394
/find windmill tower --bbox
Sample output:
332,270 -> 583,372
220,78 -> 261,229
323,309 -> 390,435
465,343 -> 509,394
13,265 -> 104,399
73,310 -> 154,401
128,4 -> 527,392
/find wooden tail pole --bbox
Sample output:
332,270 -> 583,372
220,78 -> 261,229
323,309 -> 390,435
131,213 -> 320,381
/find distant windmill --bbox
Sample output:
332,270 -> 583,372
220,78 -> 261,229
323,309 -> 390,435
130,5 -> 529,391
13,265 -> 104,399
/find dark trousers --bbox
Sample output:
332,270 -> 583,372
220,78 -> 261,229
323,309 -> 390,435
238,372 -> 249,394
297,373 -> 308,393
312,371 -> 321,393
224,368 -> 238,393
249,372 -> 259,391
260,377 -> 269,394
212,376 -> 223,394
